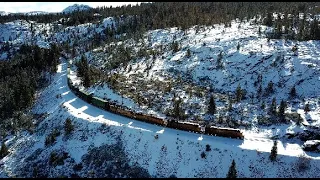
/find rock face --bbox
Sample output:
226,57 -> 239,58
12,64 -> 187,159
302,140 -> 320,152
62,4 -> 92,14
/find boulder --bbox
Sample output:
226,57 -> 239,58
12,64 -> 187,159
302,140 -> 320,152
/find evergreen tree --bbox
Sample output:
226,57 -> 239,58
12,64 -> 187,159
173,98 -> 182,118
258,26 -> 262,36
226,159 -> 237,178
172,41 -> 179,53
264,12 -> 273,27
261,101 -> 265,110
304,103 -> 310,113
270,97 -> 277,115
228,96 -> 233,112
269,140 -> 278,162
236,84 -> 242,102
257,84 -> 262,97
274,14 -> 283,38
83,70 -> 91,88
64,118 -> 74,136
217,115 -> 223,124
237,42 -> 240,51
266,81 -> 274,94
0,142 -> 8,159
278,100 -> 287,122
186,48 -> 191,58
76,55 -> 91,87
289,86 -> 296,97
208,95 -> 216,114
217,51 -> 223,69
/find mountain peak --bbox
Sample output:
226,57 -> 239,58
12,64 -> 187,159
62,4 -> 92,14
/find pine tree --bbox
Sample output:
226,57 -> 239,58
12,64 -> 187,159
257,84 -> 262,97
261,101 -> 265,109
226,159 -> 237,178
64,118 -> 74,136
236,84 -> 242,102
269,140 -> 278,162
217,115 -> 223,124
217,51 -> 223,69
258,26 -> 262,36
237,42 -> 240,51
278,100 -> 287,122
208,95 -> 216,114
265,12 -> 273,27
228,96 -> 233,112
266,81 -> 274,94
83,70 -> 91,88
289,86 -> 296,97
0,142 -> 8,159
270,97 -> 277,115
186,48 -> 191,58
304,103 -> 310,113
77,55 -> 91,88
173,98 -> 182,118
172,41 -> 179,53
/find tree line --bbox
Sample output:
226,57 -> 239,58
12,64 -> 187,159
0,43 -> 60,136
1,2 -> 319,40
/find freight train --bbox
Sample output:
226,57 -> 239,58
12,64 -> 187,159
66,67 -> 244,140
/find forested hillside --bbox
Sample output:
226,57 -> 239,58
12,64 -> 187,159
0,2 -> 319,178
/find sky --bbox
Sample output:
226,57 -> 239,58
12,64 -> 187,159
0,2 -> 142,13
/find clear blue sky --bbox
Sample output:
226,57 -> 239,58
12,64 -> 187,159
0,2 -> 142,13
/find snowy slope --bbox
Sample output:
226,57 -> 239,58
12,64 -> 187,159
0,60 -> 319,178
0,11 -> 9,16
0,17 -> 116,60
81,18 -> 320,131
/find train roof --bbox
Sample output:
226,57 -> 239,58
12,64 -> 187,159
177,121 -> 200,126
208,125 -> 241,131
79,90 -> 92,96
93,96 -> 108,103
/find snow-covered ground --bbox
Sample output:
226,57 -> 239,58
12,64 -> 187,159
0,13 -> 319,177
0,17 -> 116,60
79,18 -> 320,131
1,61 -> 319,178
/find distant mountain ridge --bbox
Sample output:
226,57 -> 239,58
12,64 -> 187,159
62,4 -> 92,14
0,4 -> 92,16
0,11 -> 50,16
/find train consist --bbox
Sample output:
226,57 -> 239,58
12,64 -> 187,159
66,67 -> 244,140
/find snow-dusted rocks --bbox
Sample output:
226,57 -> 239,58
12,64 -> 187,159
302,140 -> 320,152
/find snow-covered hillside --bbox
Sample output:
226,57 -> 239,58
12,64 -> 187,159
62,4 -> 92,14
0,17 -> 116,60
77,18 -> 320,132
0,11 -> 9,16
0,60 -> 319,178
0,11 -> 320,178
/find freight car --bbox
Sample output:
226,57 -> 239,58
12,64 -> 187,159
144,115 -> 166,126
167,120 -> 202,133
134,112 -> 166,126
114,106 -> 136,119
78,90 -> 93,104
135,112 -> 150,123
109,103 -> 119,114
92,96 -> 108,109
204,126 -> 244,139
